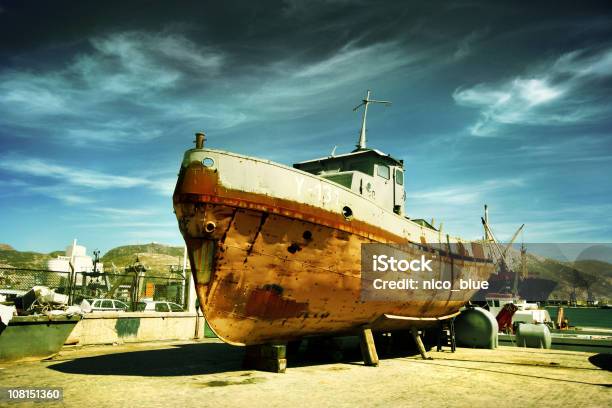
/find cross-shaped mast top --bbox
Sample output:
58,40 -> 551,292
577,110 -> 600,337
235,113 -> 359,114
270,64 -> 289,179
353,90 -> 391,151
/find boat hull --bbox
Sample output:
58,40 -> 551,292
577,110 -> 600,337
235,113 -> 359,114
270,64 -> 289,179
173,148 -> 494,345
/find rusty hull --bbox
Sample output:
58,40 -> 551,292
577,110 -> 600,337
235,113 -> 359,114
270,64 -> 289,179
174,156 -> 494,346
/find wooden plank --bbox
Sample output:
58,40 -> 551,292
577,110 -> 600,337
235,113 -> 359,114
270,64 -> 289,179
383,312 -> 461,321
359,327 -> 379,366
411,328 -> 431,360
243,344 -> 287,373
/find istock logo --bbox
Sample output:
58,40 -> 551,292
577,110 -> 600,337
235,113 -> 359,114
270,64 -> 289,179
372,254 -> 433,272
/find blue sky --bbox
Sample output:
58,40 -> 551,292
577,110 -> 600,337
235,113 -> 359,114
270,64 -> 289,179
0,1 -> 611,254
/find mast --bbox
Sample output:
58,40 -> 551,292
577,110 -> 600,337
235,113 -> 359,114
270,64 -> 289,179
353,90 -> 391,150
483,204 -> 489,241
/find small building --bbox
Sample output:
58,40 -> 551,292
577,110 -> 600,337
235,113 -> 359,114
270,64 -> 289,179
47,239 -> 103,286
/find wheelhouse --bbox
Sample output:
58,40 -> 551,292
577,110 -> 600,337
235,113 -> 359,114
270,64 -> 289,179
293,148 -> 406,215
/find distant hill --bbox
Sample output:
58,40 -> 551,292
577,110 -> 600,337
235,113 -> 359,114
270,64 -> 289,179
0,248 -> 59,269
575,245 -> 612,264
503,247 -> 612,302
0,242 -> 188,276
2,241 -> 610,301
101,243 -> 188,275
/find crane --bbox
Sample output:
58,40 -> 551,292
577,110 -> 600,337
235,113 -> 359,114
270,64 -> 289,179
481,204 -> 525,296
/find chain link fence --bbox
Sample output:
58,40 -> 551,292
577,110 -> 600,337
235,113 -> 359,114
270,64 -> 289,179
0,267 -> 188,311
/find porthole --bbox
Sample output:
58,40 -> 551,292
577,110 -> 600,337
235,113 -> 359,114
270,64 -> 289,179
342,206 -> 353,220
288,243 -> 301,254
202,157 -> 215,167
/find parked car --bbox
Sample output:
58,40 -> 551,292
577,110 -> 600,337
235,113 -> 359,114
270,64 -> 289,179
135,301 -> 183,312
80,298 -> 129,313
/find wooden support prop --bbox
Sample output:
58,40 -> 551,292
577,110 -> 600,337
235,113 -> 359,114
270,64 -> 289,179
243,344 -> 287,373
450,319 -> 457,352
437,321 -> 443,352
359,327 -> 379,366
411,328 -> 431,360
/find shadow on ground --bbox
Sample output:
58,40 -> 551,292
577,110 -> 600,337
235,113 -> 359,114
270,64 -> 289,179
48,343 -> 245,376
588,353 -> 612,371
47,337 -> 423,376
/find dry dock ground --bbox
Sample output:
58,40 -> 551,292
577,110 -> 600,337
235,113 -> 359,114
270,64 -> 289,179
1,339 -> 610,407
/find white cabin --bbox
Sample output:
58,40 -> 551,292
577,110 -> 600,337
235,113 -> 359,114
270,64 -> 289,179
486,293 -> 552,325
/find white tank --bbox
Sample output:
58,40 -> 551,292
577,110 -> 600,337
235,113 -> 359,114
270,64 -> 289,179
516,323 -> 552,349
47,258 -> 70,272
455,307 -> 499,349
66,244 -> 86,258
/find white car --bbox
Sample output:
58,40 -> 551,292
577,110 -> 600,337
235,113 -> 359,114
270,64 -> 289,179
135,301 -> 183,312
80,298 -> 129,313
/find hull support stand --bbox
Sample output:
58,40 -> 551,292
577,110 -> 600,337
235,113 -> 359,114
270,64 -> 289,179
411,328 -> 432,360
359,326 -> 379,366
243,344 -> 287,373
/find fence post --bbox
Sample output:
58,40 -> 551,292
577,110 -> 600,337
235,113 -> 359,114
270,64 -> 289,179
67,262 -> 75,305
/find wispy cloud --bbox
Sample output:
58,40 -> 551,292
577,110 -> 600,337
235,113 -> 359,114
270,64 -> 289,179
409,177 -> 525,205
453,29 -> 489,61
245,41 -> 423,114
0,30 -> 226,145
0,156 -> 175,204
91,207 -> 159,217
0,30 -> 431,147
494,219 -> 610,242
125,229 -> 182,240
453,46 -> 612,136
150,39 -> 434,127
75,31 -> 223,94
27,185 -> 96,205
0,157 -> 147,189
0,178 -> 95,205
75,221 -> 176,229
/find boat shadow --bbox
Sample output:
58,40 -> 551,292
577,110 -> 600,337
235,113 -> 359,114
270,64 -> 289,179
588,353 -> 612,371
47,339 -> 422,376
47,343 -> 246,376
289,336 -> 423,368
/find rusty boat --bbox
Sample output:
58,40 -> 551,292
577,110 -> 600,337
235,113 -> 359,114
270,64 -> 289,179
173,91 -> 494,346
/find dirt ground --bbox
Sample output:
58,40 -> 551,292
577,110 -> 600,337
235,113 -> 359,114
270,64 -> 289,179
1,339 -> 610,407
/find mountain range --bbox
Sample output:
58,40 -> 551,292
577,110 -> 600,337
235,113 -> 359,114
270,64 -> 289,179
0,242 -> 188,275
0,242 -> 610,301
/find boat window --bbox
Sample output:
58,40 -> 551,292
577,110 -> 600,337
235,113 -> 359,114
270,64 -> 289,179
346,160 -> 374,175
395,169 -> 403,186
101,300 -> 113,308
170,303 -> 182,312
494,300 -> 500,307
377,165 -> 390,179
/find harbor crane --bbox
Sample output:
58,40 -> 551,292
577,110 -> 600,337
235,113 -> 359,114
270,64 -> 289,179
481,204 -> 525,295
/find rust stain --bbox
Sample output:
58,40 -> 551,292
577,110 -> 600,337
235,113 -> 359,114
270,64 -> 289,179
245,285 -> 308,319
245,212 -> 268,259
471,242 -> 485,259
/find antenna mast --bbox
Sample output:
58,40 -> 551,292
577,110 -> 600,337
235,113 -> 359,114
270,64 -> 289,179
353,90 -> 391,150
